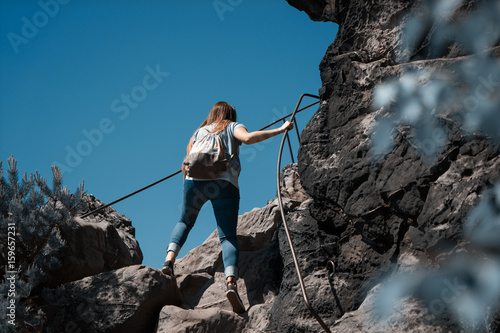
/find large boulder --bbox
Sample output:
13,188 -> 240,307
47,194 -> 143,286
155,306 -> 246,333
44,265 -> 181,333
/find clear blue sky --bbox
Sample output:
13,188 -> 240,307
0,0 -> 337,269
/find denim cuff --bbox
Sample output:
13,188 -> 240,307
167,242 -> 181,254
225,265 -> 239,279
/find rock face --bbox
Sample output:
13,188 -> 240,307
46,194 -> 143,286
287,0 -> 500,331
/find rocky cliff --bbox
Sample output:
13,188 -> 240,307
290,0 -> 500,331
37,0 -> 500,332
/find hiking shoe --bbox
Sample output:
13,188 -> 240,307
226,281 -> 245,314
161,260 -> 174,276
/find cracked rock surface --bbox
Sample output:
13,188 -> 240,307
289,0 -> 500,331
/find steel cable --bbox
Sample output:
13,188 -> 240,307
275,93 -> 331,333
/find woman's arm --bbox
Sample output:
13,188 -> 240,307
234,121 -> 294,145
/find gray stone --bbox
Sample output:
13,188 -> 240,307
155,306 -> 246,333
174,230 -> 223,276
292,0 -> 500,331
331,284 -> 460,333
156,224 -> 284,332
47,194 -> 143,286
176,272 -> 213,302
45,265 -> 181,333
179,238 -> 283,313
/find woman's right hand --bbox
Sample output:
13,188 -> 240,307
279,121 -> 294,133
235,121 -> 295,145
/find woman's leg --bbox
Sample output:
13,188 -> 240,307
166,180 -> 208,259
210,180 -> 240,279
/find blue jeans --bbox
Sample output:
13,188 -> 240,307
167,179 -> 240,278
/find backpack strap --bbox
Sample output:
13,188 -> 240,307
214,133 -> 226,160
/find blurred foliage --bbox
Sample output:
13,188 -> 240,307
0,156 -> 84,333
372,0 -> 500,331
372,0 -> 500,158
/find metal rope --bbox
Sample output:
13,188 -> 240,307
276,93 -> 331,333
80,170 -> 182,218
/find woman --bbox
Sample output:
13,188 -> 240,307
162,101 -> 293,313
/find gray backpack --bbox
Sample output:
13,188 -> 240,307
183,131 -> 231,179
